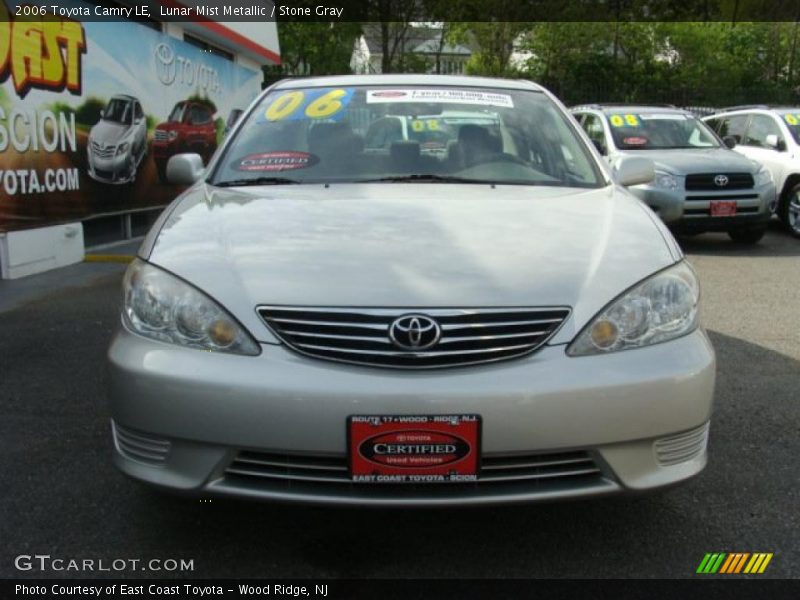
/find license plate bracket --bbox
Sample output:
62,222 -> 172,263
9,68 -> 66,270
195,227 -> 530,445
348,415 -> 481,483
710,200 -> 737,217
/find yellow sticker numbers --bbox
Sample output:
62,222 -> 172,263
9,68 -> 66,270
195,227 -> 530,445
610,114 -> 639,127
263,88 -> 353,122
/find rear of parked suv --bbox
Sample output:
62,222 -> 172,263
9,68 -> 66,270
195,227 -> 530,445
572,104 -> 775,243
704,106 -> 800,237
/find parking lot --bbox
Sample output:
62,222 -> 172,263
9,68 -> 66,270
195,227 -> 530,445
0,224 -> 797,579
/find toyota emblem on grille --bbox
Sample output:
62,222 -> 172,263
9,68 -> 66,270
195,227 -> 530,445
714,174 -> 729,187
389,314 -> 441,350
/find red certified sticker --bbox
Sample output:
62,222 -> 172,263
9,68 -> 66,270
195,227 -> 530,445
370,90 -> 408,98
349,415 -> 480,483
623,136 -> 648,145
235,151 -> 318,172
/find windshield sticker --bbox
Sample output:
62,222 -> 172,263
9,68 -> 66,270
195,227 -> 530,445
784,114 -> 800,125
259,88 -> 354,123
609,114 -> 640,127
622,136 -> 648,145
639,113 -> 687,120
234,151 -> 319,172
366,89 -> 514,108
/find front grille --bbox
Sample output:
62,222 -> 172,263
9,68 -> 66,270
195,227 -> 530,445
685,173 -> 754,191
91,141 -> 115,158
654,423 -> 709,466
257,306 -> 570,369
112,422 -> 170,466
221,449 -> 606,499
154,130 -> 169,141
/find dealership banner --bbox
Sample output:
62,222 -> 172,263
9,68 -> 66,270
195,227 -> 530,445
0,2 -> 263,231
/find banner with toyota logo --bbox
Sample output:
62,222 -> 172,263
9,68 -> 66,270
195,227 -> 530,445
0,1 -> 263,232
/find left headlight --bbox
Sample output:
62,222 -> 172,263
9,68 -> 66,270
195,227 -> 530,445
116,142 -> 130,155
122,259 -> 260,356
653,170 -> 679,190
753,165 -> 773,187
567,261 -> 700,356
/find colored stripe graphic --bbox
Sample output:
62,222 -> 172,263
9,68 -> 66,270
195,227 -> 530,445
698,552 -> 773,574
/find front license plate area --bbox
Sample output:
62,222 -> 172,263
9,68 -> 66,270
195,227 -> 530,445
348,415 -> 481,483
710,200 -> 737,217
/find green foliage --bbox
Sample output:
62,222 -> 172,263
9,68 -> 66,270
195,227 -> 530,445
187,93 -> 217,114
268,22 -> 362,80
73,97 -> 106,128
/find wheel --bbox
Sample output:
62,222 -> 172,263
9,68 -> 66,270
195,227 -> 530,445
728,226 -> 767,244
779,183 -> 800,238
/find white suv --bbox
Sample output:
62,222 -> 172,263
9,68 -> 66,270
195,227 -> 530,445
704,106 -> 800,237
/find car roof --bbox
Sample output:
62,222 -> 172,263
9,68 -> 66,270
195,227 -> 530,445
573,103 -> 690,115
110,94 -> 137,102
272,74 -> 545,92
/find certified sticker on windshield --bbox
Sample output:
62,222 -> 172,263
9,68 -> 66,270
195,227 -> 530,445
349,415 -> 481,483
366,89 -> 513,108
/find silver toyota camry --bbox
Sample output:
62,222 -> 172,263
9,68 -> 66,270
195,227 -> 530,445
108,75 -> 715,506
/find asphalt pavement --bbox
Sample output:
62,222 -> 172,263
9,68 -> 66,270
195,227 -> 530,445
0,225 -> 798,579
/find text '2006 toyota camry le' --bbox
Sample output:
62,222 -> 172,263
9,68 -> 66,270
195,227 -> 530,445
107,75 -> 715,506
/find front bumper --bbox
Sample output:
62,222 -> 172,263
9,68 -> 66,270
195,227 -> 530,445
107,327 -> 716,506
87,150 -> 133,184
630,180 -> 775,229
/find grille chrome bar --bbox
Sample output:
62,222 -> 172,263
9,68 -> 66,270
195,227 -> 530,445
258,306 -> 570,369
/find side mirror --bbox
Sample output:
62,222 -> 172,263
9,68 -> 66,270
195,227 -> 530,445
166,153 -> 204,185
722,135 -> 737,149
616,156 -> 655,187
765,134 -> 786,151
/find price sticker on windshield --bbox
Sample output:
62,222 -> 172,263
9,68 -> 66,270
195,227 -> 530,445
610,114 -> 640,127
260,88 -> 354,123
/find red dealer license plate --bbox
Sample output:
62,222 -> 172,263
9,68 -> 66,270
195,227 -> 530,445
710,200 -> 737,217
348,415 -> 481,483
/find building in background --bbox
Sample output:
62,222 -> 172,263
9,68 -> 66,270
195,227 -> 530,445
0,1 -> 279,278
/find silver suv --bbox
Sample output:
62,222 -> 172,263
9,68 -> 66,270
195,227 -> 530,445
704,105 -> 800,237
572,104 -> 775,243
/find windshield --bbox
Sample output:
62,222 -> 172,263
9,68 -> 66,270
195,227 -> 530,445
779,110 -> 800,144
211,86 -> 603,188
103,98 -> 132,124
607,112 -> 721,150
168,102 -> 186,123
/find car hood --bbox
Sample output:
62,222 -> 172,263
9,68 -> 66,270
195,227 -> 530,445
89,119 -> 131,144
616,147 -> 757,175
144,183 -> 678,344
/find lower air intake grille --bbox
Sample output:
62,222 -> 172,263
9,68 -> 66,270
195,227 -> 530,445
257,306 -> 570,369
654,423 -> 709,466
222,449 -> 605,499
112,422 -> 171,466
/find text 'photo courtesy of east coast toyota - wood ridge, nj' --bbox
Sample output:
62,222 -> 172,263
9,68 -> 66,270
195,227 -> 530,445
1,0 -> 799,597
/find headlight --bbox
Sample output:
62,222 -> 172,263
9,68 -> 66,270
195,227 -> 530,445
168,130 -> 178,141
115,142 -> 129,155
567,261 -> 699,356
753,166 -> 773,187
122,259 -> 260,356
653,170 -> 678,190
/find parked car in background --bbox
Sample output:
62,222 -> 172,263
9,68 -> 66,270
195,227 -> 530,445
704,105 -> 800,237
572,104 -> 775,243
108,75 -> 715,506
87,95 -> 147,185
153,100 -> 217,183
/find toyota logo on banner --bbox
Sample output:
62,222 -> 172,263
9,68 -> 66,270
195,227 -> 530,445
389,315 -> 441,350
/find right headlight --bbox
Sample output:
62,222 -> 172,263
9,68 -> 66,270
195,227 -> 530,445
753,165 -> 773,187
567,261 -> 700,356
653,170 -> 679,190
122,259 -> 260,356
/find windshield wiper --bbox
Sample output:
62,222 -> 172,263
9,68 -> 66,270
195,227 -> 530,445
212,177 -> 301,187
360,174 -> 498,184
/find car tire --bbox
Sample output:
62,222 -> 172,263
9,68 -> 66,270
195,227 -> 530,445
779,183 -> 800,238
728,226 -> 767,244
